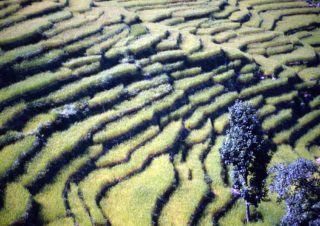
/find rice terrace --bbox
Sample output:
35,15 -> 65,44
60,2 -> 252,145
0,0 -> 320,225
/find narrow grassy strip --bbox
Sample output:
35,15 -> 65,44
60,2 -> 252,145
174,71 -> 213,92
0,136 -> 37,179
0,102 -> 27,129
186,119 -> 212,145
0,43 -> 43,69
295,123 -> 320,157
273,110 -> 320,144
93,85 -> 172,144
69,0 -> 92,12
0,17 -> 52,47
100,155 -> 174,226
86,27 -> 129,55
265,91 -> 298,105
0,131 -> 21,147
199,136 -> 232,225
45,217 -> 74,226
180,32 -> 202,54
258,104 -> 276,118
212,69 -> 235,83
88,84 -> 124,108
68,183 -> 92,226
240,78 -> 288,98
309,95 -> 320,109
126,74 -> 169,95
185,92 -> 238,130
0,68 -> 72,104
262,109 -> 292,131
63,55 -> 101,69
188,85 -> 224,106
12,49 -> 66,74
96,125 -> 160,167
171,67 -> 202,79
80,120 -> 182,225
214,113 -> 229,134
0,183 -> 31,226
15,1 -> 62,18
18,111 -> 113,187
34,145 -> 102,222
270,45 -> 316,66
159,140 -> 210,226
34,63 -> 137,106
150,49 -> 186,63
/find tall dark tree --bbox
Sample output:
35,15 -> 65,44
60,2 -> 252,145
220,100 -> 269,223
269,158 -> 320,226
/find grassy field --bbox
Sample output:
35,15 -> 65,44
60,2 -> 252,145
0,0 -> 319,226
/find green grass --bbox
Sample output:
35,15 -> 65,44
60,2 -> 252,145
295,123 -> 320,158
80,120 -> 182,225
171,67 -> 202,79
265,91 -> 298,105
273,110 -> 320,144
88,85 -> 124,108
188,85 -> 224,106
18,112 -> 112,187
127,74 -> 169,95
262,109 -> 293,131
12,49 -> 65,74
150,49 -> 186,63
240,78 -> 288,98
0,17 -> 52,47
0,102 -> 27,129
185,92 -> 238,130
69,0 -> 92,12
186,119 -> 212,145
212,69 -> 235,83
100,155 -> 174,226
159,140 -> 210,226
199,136 -> 232,225
214,113 -> 229,133
0,68 -> 72,104
67,183 -> 92,226
34,63 -> 137,105
0,136 -> 37,179
309,95 -> 320,108
0,183 -> 31,226
34,145 -> 102,222
174,71 -> 213,91
96,125 -> 159,167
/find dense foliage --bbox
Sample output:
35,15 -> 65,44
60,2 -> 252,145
220,101 -> 269,222
269,158 -> 320,226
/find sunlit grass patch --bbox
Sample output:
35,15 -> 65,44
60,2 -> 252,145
0,136 -> 37,179
0,102 -> 27,130
80,120 -> 182,225
0,17 -> 52,47
159,140 -> 210,226
100,155 -> 174,226
68,183 -> 92,226
262,108 -> 292,131
96,125 -> 159,167
185,92 -> 238,130
34,144 -> 102,222
0,183 -> 31,226
186,119 -> 212,145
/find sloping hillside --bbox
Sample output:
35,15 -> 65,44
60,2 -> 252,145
0,0 -> 319,225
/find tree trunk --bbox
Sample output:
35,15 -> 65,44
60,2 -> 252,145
245,201 -> 250,223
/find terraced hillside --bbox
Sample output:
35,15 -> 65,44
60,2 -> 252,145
0,0 -> 319,225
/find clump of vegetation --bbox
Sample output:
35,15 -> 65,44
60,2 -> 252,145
220,101 -> 269,223
269,158 -> 320,225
